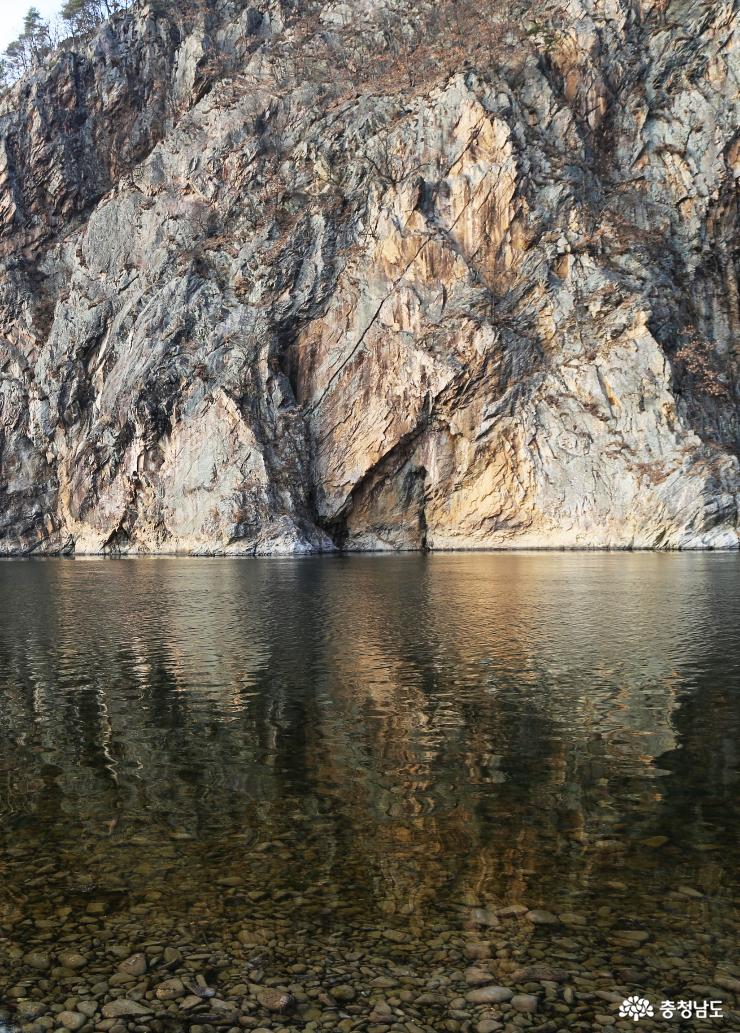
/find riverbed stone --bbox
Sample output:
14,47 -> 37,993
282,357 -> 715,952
510,994 -> 538,1013
155,978 -> 185,1000
101,1000 -> 152,1018
466,967 -> 494,987
612,930 -> 649,943
525,910 -> 558,925
24,951 -> 51,971
331,985 -> 356,1002
57,1012 -> 85,1031
496,906 -> 528,919
16,1002 -> 48,1020
57,952 -> 87,971
559,913 -> 587,926
470,909 -> 499,927
254,987 -> 295,1012
118,953 -> 147,977
466,986 -> 513,1005
510,965 -> 568,984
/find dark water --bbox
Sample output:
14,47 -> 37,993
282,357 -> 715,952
0,554 -> 738,1030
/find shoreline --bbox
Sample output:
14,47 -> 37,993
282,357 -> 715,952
2,544 -> 739,559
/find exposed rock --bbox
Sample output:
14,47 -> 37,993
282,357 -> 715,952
0,0 -> 738,555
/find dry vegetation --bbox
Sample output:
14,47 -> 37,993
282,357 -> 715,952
275,0 -> 535,97
674,332 -> 731,399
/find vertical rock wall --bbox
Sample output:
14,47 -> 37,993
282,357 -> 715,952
0,0 -> 738,553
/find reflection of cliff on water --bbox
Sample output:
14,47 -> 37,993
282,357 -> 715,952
0,554 -> 738,930
301,554 -> 737,914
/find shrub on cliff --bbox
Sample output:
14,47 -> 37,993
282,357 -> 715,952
1,7 -> 53,82
0,1 -> 135,88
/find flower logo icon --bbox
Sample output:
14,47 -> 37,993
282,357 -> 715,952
619,996 -> 654,1021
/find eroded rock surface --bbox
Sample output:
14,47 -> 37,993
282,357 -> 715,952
1,0 -> 738,553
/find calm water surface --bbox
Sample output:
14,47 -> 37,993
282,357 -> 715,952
0,554 -> 738,1030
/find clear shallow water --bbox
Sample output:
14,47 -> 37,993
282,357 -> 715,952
0,554 -> 738,1031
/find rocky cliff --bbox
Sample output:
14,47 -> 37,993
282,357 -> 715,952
0,0 -> 738,554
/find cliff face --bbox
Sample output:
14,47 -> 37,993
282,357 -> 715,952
0,0 -> 738,555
